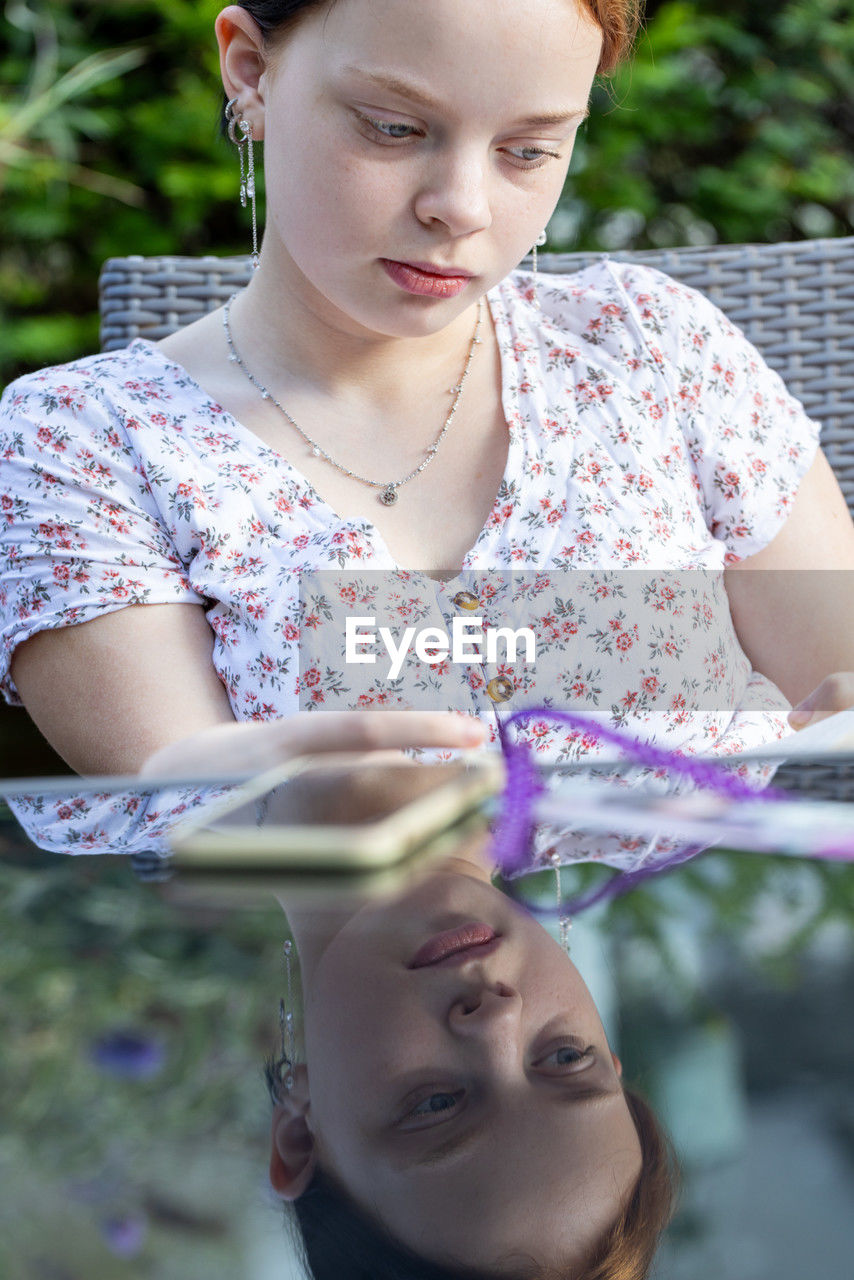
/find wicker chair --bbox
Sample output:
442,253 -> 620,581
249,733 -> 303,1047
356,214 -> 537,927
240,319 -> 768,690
99,237 -> 854,797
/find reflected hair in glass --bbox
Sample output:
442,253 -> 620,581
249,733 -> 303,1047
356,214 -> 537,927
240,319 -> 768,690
284,1087 -> 677,1280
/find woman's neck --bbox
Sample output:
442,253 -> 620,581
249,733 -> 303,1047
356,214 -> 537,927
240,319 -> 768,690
234,246 -> 485,406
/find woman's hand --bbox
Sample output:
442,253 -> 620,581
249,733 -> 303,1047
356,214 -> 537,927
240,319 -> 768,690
788,673 -> 854,730
724,450 -> 854,706
138,709 -> 488,780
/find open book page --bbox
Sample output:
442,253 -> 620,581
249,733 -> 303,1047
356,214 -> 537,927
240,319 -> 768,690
723,706 -> 854,761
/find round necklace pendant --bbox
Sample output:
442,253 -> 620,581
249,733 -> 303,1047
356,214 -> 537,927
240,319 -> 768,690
224,297 -> 481,511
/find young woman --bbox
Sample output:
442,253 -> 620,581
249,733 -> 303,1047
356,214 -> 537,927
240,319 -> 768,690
2,0 -> 854,865
2,0 -> 849,1272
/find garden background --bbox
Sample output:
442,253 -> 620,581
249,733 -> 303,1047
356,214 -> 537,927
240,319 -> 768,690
2,4 -> 854,1276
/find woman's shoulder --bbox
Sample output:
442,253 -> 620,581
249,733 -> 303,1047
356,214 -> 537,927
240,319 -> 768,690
498,255 -> 709,326
0,341 -> 194,454
495,256 -> 750,378
0,341 -> 183,422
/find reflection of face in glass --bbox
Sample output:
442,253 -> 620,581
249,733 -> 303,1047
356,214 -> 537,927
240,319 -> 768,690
271,853 -> 651,1274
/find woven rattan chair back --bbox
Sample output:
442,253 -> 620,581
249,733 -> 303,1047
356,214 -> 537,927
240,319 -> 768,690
100,236 -> 854,505
100,239 -> 854,799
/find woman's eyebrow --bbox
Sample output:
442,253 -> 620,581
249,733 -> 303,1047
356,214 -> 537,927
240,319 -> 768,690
340,66 -> 589,127
514,107 -> 590,129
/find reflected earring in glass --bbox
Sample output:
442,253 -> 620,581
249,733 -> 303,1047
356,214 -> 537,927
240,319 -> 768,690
531,230 -> 548,311
550,852 -> 573,954
225,97 -> 260,271
268,939 -> 297,1101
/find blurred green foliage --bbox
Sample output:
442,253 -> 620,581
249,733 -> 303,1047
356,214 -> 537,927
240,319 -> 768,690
0,848 -> 284,1275
0,843 -> 282,1156
569,0 -> 854,252
1,0 -> 852,386
1,0 -> 230,384
515,844 -> 854,987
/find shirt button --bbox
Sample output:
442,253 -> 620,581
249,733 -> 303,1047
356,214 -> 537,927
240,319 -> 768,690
452,590 -> 481,611
485,676 -> 514,703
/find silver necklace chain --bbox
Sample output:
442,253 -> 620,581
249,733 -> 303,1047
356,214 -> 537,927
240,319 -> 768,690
221,293 -> 484,506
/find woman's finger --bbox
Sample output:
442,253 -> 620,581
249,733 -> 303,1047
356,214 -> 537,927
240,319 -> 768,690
139,710 -> 487,779
272,709 -> 488,756
788,672 -> 854,728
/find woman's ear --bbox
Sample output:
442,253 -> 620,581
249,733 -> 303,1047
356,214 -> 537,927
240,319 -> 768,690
611,1052 -> 623,1079
269,1066 -> 317,1201
215,4 -> 269,137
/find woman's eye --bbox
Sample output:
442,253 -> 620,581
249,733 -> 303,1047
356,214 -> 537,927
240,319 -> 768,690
396,1089 -> 465,1130
410,1091 -> 460,1118
505,145 -> 561,168
359,113 -> 420,141
537,1043 -> 595,1072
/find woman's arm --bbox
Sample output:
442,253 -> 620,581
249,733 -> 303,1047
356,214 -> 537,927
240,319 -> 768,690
10,601 -> 486,780
723,448 -> 854,710
10,602 -> 235,775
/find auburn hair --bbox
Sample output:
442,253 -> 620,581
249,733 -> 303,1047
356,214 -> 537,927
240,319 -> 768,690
234,1 -> 643,77
582,1 -> 643,76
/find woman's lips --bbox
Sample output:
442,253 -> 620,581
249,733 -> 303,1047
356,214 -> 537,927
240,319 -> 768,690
409,923 -> 500,968
381,259 -> 472,298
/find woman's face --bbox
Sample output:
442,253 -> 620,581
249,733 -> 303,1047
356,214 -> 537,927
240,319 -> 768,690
222,0 -> 602,339
288,863 -> 642,1272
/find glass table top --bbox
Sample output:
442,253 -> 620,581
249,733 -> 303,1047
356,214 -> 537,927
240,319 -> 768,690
2,801 -> 853,1280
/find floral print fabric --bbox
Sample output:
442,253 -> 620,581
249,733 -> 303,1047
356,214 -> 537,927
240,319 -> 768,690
0,259 -> 821,863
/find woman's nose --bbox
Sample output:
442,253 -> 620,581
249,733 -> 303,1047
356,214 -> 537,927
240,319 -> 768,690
447,980 -> 522,1036
414,149 -> 492,238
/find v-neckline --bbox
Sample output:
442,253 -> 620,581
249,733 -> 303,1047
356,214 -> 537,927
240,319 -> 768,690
128,276 -> 524,576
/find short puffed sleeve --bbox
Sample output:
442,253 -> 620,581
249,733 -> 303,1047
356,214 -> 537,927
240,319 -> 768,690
603,260 -> 822,563
0,355 -> 206,704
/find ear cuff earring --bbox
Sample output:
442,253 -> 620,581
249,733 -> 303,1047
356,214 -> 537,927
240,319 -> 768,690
225,97 -> 260,270
267,939 -> 297,1103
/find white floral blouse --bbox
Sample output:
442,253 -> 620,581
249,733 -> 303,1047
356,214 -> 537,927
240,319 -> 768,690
0,259 -> 821,867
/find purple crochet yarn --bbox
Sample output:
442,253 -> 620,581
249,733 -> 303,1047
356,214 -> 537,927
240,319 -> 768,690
491,705 -> 783,915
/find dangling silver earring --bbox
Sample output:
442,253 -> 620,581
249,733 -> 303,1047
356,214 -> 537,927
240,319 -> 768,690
267,939 -> 297,1102
550,852 -> 572,954
531,230 -> 548,311
225,97 -> 260,271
